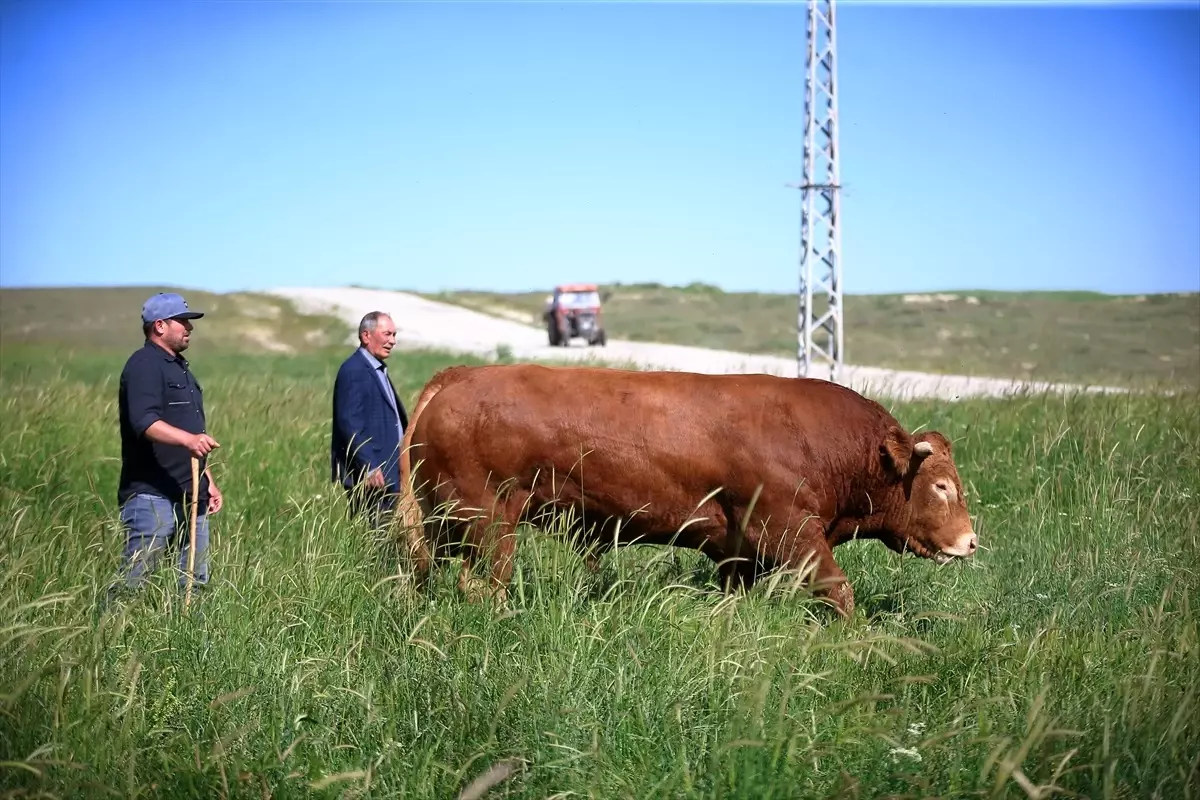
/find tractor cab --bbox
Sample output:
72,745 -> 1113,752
543,283 -> 607,347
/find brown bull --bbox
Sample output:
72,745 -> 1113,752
397,363 -> 977,618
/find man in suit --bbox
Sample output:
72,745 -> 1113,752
332,311 -> 409,530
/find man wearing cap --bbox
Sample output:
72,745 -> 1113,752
331,310 -> 408,531
113,292 -> 223,595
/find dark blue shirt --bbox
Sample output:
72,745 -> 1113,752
117,340 -> 210,506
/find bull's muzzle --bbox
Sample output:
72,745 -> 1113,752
934,530 -> 978,564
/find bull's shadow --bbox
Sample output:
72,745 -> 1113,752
514,526 -> 851,622
547,515 -> 828,613
401,519 -> 733,609
396,505 -> 863,621
564,546 -> 859,626
576,550 -> 904,625
575,545 -> 727,605
520,513 -> 735,606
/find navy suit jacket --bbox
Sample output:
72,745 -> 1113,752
331,348 -> 410,492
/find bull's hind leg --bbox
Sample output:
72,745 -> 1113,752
455,511 -> 491,605
486,488 -> 533,604
395,490 -> 434,590
458,486 -> 531,606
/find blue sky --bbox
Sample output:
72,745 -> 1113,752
2,0 -> 1197,297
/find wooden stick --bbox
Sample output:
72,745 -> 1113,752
185,455 -> 199,610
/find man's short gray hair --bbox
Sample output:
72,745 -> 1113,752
358,311 -> 390,342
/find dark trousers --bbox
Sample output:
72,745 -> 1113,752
345,484 -> 397,532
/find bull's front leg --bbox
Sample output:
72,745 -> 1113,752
773,518 -> 855,620
807,540 -> 854,619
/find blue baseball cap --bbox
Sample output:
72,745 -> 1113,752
141,292 -> 205,324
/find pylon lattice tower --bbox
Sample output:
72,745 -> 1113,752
798,0 -> 844,383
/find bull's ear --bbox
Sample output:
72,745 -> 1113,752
881,426 -> 913,478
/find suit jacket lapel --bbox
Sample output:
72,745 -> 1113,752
354,352 -> 389,411
383,374 -> 399,415
371,359 -> 398,414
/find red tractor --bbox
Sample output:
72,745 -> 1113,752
543,283 -> 607,347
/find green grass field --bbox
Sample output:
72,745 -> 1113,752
1,340 -> 1197,799
420,283 -> 1200,390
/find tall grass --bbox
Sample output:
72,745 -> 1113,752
1,347 -> 1196,798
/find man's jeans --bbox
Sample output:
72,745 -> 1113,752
117,492 -> 209,591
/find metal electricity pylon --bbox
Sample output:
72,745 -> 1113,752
797,0 -> 844,383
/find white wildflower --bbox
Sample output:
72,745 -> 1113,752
890,746 -> 922,762
907,722 -> 926,736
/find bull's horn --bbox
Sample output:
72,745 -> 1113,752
914,441 -> 935,457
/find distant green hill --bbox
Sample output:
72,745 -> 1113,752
0,286 -> 349,358
419,283 -> 1200,389
3,284 -> 1196,388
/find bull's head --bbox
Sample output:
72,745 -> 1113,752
880,428 -> 977,564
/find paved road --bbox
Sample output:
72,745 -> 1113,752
269,286 -> 1122,403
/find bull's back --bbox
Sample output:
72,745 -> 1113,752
412,364 -> 889,508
